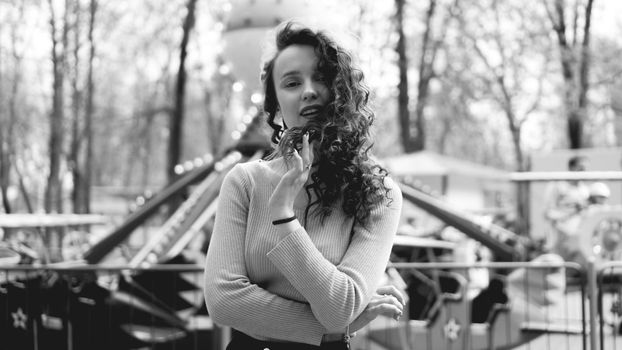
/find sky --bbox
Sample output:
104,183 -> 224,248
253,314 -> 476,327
592,0 -> 622,42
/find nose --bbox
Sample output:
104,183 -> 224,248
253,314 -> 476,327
302,81 -> 318,101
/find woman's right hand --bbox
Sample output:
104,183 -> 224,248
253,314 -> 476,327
349,285 -> 405,332
268,132 -> 313,225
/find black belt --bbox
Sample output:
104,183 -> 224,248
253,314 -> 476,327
228,329 -> 348,350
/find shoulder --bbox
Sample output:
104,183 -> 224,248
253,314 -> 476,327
224,158 -> 282,188
222,161 -> 255,190
382,175 -> 403,209
382,175 -> 400,193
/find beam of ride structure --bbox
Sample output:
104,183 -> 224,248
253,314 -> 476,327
0,214 -> 110,228
510,171 -> 622,182
83,113 -> 271,265
128,150 -> 245,268
160,150 -> 265,263
399,182 -> 522,261
82,155 -> 224,264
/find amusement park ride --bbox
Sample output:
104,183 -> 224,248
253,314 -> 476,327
2,1 -> 622,349
5,132 -> 622,349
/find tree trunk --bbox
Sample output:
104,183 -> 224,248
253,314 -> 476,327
509,111 -> 530,235
548,0 -> 594,149
0,19 -> 4,212
81,0 -> 97,213
167,0 -> 197,185
1,1 -> 27,214
204,67 -> 231,156
13,159 -> 34,213
0,124 -> 10,214
576,0 -> 593,147
45,0 -> 68,214
142,113 -> 153,188
0,41 -> 10,213
166,0 -> 197,215
395,0 -> 414,153
69,0 -> 84,213
412,0 -> 437,153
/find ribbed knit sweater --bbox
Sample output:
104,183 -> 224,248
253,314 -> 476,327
203,158 -> 402,345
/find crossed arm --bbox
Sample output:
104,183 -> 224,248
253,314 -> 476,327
204,164 -> 403,345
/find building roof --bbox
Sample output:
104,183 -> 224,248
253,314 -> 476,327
381,151 -> 509,180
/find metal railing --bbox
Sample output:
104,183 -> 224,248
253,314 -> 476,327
1,264 -> 207,350
362,261 -> 588,350
2,260 -> 605,350
596,261 -> 622,350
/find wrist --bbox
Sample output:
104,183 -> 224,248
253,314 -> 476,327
272,216 -> 297,225
269,207 -> 295,222
322,332 -> 356,342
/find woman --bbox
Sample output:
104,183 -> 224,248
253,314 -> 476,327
204,22 -> 404,349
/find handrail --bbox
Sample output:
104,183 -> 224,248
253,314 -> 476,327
83,112 -> 271,265
0,214 -> 110,228
128,151 -> 244,267
0,264 -> 204,272
510,171 -> 622,182
389,260 -> 582,270
399,182 -> 523,261
82,157 -> 221,264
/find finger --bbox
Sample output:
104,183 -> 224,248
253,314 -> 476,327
376,285 -> 406,306
301,132 -> 310,169
307,134 -> 314,167
368,303 -> 403,320
291,147 -> 304,172
369,295 -> 404,314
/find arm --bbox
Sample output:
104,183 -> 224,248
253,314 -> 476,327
203,165 -> 327,345
543,182 -> 560,221
267,179 -> 403,331
544,182 -> 579,222
349,285 -> 405,332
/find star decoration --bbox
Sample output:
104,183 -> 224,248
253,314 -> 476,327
12,307 -> 28,330
443,317 -> 461,341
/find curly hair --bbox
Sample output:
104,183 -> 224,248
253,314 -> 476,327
260,22 -> 390,228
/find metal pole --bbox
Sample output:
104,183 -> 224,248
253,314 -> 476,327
212,324 -> 231,350
587,257 -> 599,350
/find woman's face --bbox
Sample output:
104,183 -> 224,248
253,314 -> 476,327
272,44 -> 330,129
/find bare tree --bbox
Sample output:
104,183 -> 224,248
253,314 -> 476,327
66,0 -> 97,214
45,0 -> 69,214
167,0 -> 198,185
452,0 -> 554,234
203,56 -> 233,156
395,0 -> 414,152
0,3 -> 34,214
395,0 -> 454,153
413,0 -> 457,153
68,0 -> 84,213
0,2 -> 25,213
0,48 -> 6,213
545,0 -> 595,149
122,15 -> 174,190
409,0 -> 438,153
81,0 -> 97,212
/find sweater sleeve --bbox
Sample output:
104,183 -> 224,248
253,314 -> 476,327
266,177 -> 403,331
203,164 -> 327,345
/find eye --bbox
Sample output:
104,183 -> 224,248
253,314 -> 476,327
281,79 -> 300,89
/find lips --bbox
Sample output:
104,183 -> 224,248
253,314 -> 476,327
299,105 -> 323,117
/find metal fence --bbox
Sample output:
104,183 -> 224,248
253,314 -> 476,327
1,264 -> 208,350
596,261 -> 622,350
2,260 -> 619,350
354,261 -> 587,350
